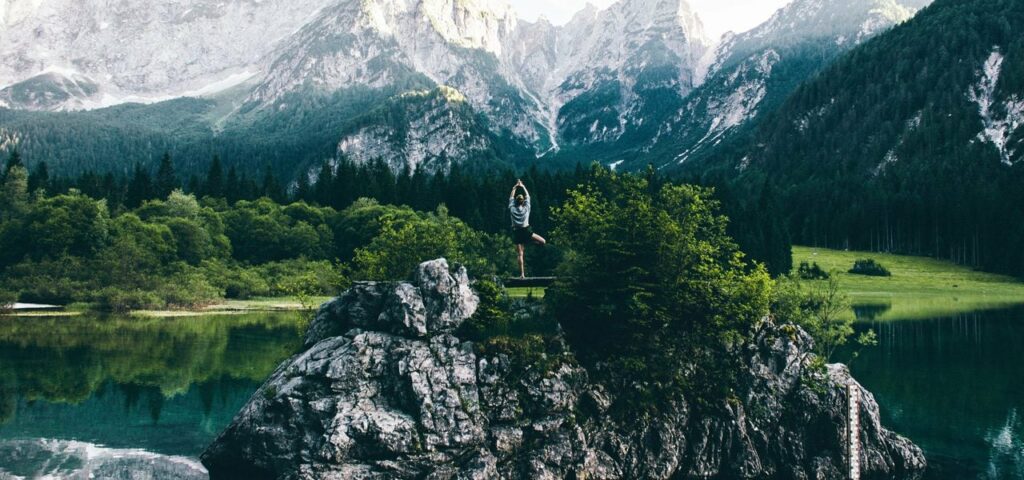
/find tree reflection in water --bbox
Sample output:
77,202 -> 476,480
0,312 -> 305,457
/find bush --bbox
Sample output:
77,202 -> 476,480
459,278 -> 513,341
95,288 -> 165,312
0,290 -> 15,313
849,259 -> 891,277
199,260 -> 271,299
160,271 -> 222,308
256,259 -> 347,297
474,334 -> 568,376
797,261 -> 830,280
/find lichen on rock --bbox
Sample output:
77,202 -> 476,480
202,258 -> 925,479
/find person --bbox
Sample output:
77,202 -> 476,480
509,179 -> 546,278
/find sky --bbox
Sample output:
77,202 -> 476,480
507,0 -> 793,39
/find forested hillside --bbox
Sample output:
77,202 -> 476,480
700,0 -> 1024,277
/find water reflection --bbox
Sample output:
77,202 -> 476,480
0,313 -> 305,459
846,309 -> 1024,479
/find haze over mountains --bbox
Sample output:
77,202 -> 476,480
0,0 -> 934,177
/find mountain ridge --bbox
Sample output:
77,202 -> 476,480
0,0 -> 930,176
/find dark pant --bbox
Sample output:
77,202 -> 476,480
512,226 -> 533,245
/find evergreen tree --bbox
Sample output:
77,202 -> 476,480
154,152 -> 177,199
261,167 -> 283,203
294,174 -> 311,203
204,155 -> 224,199
28,162 -> 50,193
313,162 -> 334,207
3,150 -> 23,178
125,163 -> 153,209
225,165 -> 240,204
0,165 -> 29,221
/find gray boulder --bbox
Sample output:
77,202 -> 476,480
202,258 -> 925,479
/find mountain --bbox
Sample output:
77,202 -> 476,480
0,0 -> 715,176
335,86 -> 504,175
243,0 -> 711,164
0,0 -> 335,110
726,0 -> 1024,276
0,0 -> 933,178
620,0 -> 928,173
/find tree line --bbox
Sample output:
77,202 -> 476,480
3,150 -> 794,301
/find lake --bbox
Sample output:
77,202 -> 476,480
847,307 -> 1024,479
0,308 -> 1021,478
0,312 -> 307,478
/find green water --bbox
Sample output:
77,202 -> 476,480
848,307 -> 1024,479
0,312 -> 307,475
0,309 -> 1021,478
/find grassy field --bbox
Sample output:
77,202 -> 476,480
507,287 -> 546,299
794,246 -> 1024,320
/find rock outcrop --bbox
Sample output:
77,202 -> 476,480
202,259 -> 925,479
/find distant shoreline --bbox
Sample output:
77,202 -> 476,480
0,296 -> 331,318
793,246 -> 1024,321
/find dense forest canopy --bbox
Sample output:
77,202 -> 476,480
0,150 -> 793,311
685,0 -> 1024,278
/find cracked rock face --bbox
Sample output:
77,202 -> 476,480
202,258 -> 925,479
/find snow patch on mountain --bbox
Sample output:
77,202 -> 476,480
674,49 -> 779,164
873,111 -> 922,176
969,49 -> 1024,166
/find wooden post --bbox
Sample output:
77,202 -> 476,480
847,383 -> 861,480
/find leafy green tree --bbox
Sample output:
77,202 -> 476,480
352,205 -> 513,280
771,275 -> 876,362
24,191 -> 110,259
547,167 -> 772,409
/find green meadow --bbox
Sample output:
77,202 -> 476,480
793,246 -> 1024,320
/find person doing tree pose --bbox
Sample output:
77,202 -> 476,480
509,179 -> 546,278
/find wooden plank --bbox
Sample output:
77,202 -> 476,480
504,277 -> 556,288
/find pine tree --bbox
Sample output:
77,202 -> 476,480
0,164 -> 29,221
125,163 -> 153,209
204,155 -> 224,198
225,165 -> 240,204
294,174 -> 311,203
28,162 -> 50,193
155,152 -> 177,199
261,166 -> 283,202
313,162 -> 334,207
3,150 -> 23,179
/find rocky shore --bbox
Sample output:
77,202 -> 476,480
202,259 -> 925,479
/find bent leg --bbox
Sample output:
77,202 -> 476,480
531,233 -> 546,246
